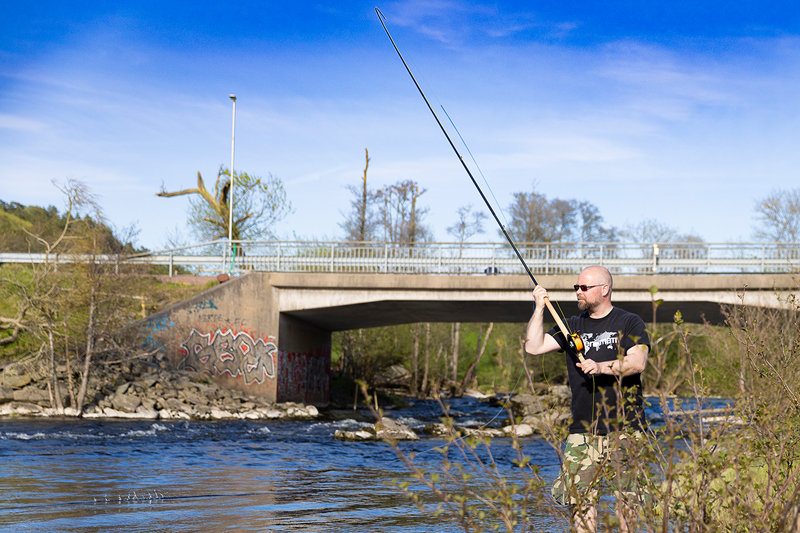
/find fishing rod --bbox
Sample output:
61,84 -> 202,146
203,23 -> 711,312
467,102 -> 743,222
375,7 -> 585,362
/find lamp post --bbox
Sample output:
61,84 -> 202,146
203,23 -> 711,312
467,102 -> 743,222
228,94 -> 236,245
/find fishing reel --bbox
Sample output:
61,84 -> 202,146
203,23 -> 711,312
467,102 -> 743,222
568,332 -> 586,363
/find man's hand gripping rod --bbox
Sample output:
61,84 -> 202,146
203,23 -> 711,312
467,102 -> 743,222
376,8 -> 585,362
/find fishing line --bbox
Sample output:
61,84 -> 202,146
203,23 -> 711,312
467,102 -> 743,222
439,105 -> 512,231
375,7 -> 585,363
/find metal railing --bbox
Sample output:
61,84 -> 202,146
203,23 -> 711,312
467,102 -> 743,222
2,240 -> 799,276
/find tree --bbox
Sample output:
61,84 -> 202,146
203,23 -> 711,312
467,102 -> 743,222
2,181 -> 153,416
576,201 -> 617,243
340,149 -> 379,242
447,204 -> 487,244
376,179 -> 432,243
504,188 -> 551,243
504,185 -> 614,244
158,166 -> 291,242
753,188 -> 800,242
619,218 -> 700,243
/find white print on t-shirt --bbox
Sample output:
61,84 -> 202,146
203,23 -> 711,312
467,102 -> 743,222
580,331 -> 618,353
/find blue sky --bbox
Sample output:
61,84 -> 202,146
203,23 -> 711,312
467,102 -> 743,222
2,1 -> 800,249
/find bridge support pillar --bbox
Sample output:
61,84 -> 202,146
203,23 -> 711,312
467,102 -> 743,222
277,314 -> 331,406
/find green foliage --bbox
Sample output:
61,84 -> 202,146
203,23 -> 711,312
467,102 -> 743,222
159,166 -> 292,243
332,322 -> 567,395
0,199 -> 139,254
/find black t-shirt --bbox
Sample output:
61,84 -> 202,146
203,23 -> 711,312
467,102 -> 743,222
548,306 -> 650,435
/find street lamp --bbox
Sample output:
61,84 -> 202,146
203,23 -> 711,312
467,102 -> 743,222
228,94 -> 236,245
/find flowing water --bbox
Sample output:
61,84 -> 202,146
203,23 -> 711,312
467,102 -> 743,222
0,396 -> 729,532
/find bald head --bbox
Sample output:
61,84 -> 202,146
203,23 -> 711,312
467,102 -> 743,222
576,266 -> 613,316
581,266 -> 612,291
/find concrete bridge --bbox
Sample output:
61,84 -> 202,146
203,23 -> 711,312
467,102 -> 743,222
138,272 -> 798,407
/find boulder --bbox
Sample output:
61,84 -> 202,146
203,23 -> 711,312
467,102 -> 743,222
111,394 -> 142,413
0,387 -> 14,403
135,405 -> 159,419
333,429 -> 375,442
285,404 -> 318,419
164,398 -> 194,416
0,401 -> 42,416
375,417 -> 418,441
2,374 -> 32,389
334,417 -> 418,442
373,364 -> 410,386
422,423 -> 452,436
509,393 -> 547,418
13,386 -> 50,404
502,423 -> 534,437
209,408 -> 236,419
461,427 -> 505,438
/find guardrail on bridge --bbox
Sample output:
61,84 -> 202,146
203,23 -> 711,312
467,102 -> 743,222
2,240 -> 799,277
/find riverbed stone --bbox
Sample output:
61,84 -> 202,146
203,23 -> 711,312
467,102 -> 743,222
210,408 -> 236,419
502,423 -> 534,437
422,423 -> 453,436
2,374 -> 32,389
13,386 -> 50,403
461,427 -> 505,438
333,429 -> 375,441
164,398 -> 194,415
135,405 -> 159,418
111,394 -> 142,413
0,401 -> 42,416
0,387 -> 14,403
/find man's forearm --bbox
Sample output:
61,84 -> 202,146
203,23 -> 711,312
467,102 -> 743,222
525,307 -> 548,355
598,345 -> 649,377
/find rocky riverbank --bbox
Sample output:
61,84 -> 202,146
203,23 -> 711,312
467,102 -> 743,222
334,384 -> 572,441
0,352 -> 318,421
0,351 -> 571,435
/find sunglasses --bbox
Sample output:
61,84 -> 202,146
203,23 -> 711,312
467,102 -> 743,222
573,284 -> 603,292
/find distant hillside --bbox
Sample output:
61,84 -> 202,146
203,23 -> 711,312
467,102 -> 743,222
0,200 -> 141,254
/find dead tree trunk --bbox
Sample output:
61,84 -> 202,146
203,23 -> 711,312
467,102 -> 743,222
411,323 -> 420,396
421,323 -> 431,397
450,322 -> 461,382
75,287 -> 96,416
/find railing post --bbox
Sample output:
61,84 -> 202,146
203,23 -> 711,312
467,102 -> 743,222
384,244 -> 388,273
491,243 -> 496,273
330,242 -> 335,272
599,245 -> 604,266
169,252 -> 173,277
761,243 -> 765,273
652,243 -> 659,273
707,244 -> 711,273
438,243 -> 442,274
277,242 -> 281,272
545,244 -> 549,275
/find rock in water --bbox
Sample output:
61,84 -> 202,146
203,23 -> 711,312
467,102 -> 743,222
334,417 -> 419,442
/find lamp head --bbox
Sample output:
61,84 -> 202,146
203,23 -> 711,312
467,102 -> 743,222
229,94 -> 236,101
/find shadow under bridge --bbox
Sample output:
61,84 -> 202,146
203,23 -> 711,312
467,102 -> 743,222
274,272 -> 798,329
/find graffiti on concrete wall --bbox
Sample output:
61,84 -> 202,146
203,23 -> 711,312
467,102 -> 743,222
179,328 -> 277,386
142,313 -> 175,347
279,351 -> 330,405
188,299 -> 218,315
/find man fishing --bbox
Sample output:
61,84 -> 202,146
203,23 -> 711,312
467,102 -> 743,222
525,265 -> 650,533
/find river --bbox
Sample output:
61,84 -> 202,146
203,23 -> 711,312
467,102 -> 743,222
0,395 -> 727,532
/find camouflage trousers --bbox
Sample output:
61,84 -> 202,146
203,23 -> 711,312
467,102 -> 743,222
551,431 -> 645,506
